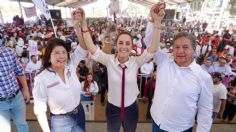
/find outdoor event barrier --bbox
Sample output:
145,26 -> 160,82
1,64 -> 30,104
81,100 -> 95,120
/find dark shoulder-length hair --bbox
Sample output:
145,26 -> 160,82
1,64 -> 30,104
83,73 -> 94,91
43,38 -> 71,72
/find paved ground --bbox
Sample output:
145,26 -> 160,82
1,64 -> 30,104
25,97 -> 236,123
11,95 -> 235,132
11,121 -> 236,132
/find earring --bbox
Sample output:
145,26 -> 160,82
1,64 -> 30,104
192,52 -> 197,59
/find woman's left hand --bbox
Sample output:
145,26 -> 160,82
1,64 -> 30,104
150,2 -> 166,26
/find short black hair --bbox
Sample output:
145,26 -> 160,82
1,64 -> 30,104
231,78 -> 236,86
31,55 -> 36,59
211,72 -> 222,80
80,60 -> 86,64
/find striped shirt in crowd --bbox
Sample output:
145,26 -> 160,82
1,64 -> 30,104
0,47 -> 24,98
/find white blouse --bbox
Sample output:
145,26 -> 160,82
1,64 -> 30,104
81,81 -> 99,96
92,49 -> 154,107
33,45 -> 86,115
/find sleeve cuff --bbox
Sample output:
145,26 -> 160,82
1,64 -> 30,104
144,49 -> 155,57
91,48 -> 101,60
76,44 -> 87,56
147,21 -> 154,26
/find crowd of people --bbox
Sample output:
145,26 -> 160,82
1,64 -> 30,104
0,1 -> 236,132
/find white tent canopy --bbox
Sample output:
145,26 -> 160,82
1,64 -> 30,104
11,0 -> 98,7
11,0 -> 190,7
128,0 -> 190,7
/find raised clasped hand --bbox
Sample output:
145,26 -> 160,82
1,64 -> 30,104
71,7 -> 86,28
150,2 -> 166,25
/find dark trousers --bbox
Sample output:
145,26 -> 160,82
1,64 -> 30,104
100,83 -> 108,104
106,101 -> 139,132
141,77 -> 150,97
223,100 -> 236,121
146,98 -> 152,119
152,120 -> 192,132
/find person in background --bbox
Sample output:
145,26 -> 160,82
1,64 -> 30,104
230,58 -> 236,73
81,73 -> 99,101
201,58 -> 214,73
223,78 -> 236,123
25,55 -> 42,73
225,54 -> 233,65
99,63 -> 108,106
19,50 -> 29,69
208,48 -> 218,64
77,60 -> 89,82
143,71 -> 156,119
212,56 -> 236,76
0,46 -> 30,132
140,59 -> 154,97
211,72 -> 227,120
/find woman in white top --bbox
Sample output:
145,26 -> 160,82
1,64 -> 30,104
72,4 -> 165,132
32,38 -> 87,132
81,73 -> 99,101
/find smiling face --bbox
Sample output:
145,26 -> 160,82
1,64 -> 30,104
218,57 -> 226,67
87,74 -> 93,82
50,46 -> 68,69
173,37 -> 195,67
204,59 -> 212,67
116,33 -> 133,61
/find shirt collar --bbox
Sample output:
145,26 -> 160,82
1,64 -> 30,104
114,57 -> 130,69
171,59 -> 199,73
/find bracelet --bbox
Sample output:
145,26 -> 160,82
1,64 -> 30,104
82,28 -> 90,33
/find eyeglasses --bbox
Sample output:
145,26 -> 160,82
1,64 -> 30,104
51,51 -> 67,56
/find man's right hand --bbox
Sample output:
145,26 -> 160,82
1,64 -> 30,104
71,7 -> 87,30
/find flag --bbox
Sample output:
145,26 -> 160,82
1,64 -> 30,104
32,0 -> 51,20
109,0 -> 120,15
23,6 -> 37,18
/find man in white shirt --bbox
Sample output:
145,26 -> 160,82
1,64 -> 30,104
212,57 -> 236,76
225,54 -> 233,65
140,59 -> 154,97
211,72 -> 227,120
225,45 -> 234,57
144,24 -> 213,131
201,58 -> 214,73
25,55 -> 42,73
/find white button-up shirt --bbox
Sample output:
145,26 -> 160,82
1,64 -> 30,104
81,81 -> 99,95
33,45 -> 86,115
25,60 -> 42,73
140,62 -> 154,75
151,49 -> 213,132
145,22 -> 213,132
212,63 -> 236,76
92,49 -> 154,107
